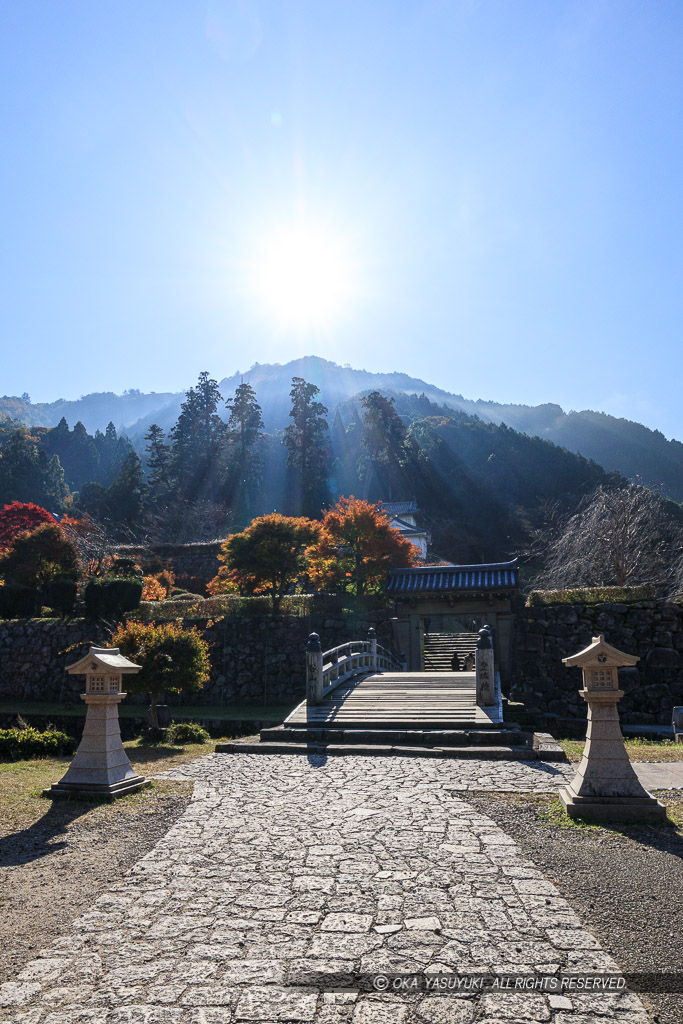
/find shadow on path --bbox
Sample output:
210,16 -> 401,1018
0,800 -> 94,867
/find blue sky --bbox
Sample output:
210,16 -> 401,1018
1,1 -> 682,439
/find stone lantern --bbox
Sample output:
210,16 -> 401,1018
44,647 -> 149,799
559,634 -> 665,821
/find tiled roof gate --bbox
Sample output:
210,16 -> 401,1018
386,560 -> 518,595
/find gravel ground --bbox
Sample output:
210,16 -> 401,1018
0,782 -> 192,986
464,790 -> 683,1024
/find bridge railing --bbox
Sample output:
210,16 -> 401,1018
306,628 -> 404,705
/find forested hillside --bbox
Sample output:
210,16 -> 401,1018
2,356 -> 681,498
0,372 -> 619,562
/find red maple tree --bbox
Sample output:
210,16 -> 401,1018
0,501 -> 55,551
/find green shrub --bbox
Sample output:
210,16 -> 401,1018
166,721 -> 210,745
45,577 -> 77,616
0,726 -> 76,761
109,558 -> 143,579
526,586 -> 656,607
84,576 -> 143,618
137,725 -> 167,744
0,585 -> 38,618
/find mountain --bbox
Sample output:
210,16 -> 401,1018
2,356 -> 682,500
0,390 -> 178,434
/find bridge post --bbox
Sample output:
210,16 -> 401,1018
475,627 -> 496,706
367,627 -> 377,669
306,632 -> 324,705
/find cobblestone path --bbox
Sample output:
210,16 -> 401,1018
0,755 -> 650,1023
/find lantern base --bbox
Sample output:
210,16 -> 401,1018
43,775 -> 150,801
559,787 -> 666,822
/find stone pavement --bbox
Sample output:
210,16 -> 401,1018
0,754 -> 651,1023
633,761 -> 683,790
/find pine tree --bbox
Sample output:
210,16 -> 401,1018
283,377 -> 330,517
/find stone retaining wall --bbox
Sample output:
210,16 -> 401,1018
0,611 -> 396,707
6,601 -> 680,724
511,600 -> 683,724
0,620 -> 108,704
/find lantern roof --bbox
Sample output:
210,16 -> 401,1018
562,634 -> 639,669
66,646 -> 141,675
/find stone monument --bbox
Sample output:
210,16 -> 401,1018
44,646 -> 149,800
475,626 -> 496,706
559,634 -> 665,822
306,632 -> 324,706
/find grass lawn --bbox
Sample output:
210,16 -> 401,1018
0,738 -> 225,836
559,736 -> 683,763
0,700 -> 295,723
537,792 -> 683,830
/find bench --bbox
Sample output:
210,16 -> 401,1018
674,706 -> 683,744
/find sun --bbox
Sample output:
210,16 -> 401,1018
251,221 -> 354,330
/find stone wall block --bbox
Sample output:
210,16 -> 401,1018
645,647 -> 681,669
617,667 -> 641,693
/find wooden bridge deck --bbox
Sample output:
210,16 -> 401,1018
285,671 -> 503,729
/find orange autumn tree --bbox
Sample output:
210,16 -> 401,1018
306,496 -> 418,597
207,513 -> 320,612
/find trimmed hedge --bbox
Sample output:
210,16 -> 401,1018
136,593 -> 318,622
526,586 -> 656,607
45,578 -> 77,617
0,726 -> 77,761
0,585 -> 38,619
84,576 -> 143,619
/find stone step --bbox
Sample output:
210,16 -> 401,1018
216,740 -> 540,761
260,726 -> 529,747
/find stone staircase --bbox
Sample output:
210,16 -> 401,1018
423,632 -> 479,672
218,720 -> 566,762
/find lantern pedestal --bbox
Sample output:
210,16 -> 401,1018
560,690 -> 665,821
560,635 -> 665,823
44,646 -> 148,800
45,693 -> 148,799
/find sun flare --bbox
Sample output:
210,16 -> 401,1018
251,222 -> 354,330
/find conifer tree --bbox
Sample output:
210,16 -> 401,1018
359,391 -> 411,501
144,424 -> 172,495
283,377 -> 330,517
171,372 -> 225,498
94,422 -> 131,484
0,430 -> 69,509
224,382 -> 264,524
106,452 -> 145,538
